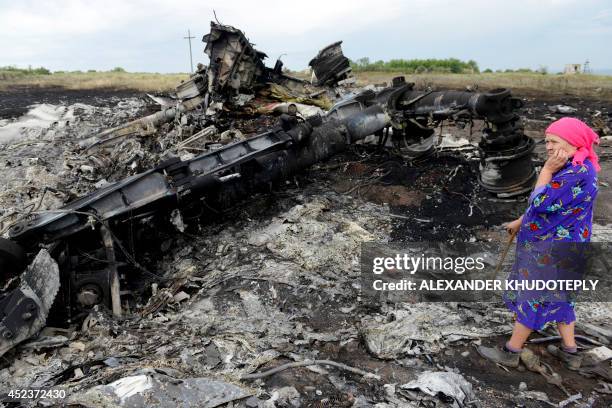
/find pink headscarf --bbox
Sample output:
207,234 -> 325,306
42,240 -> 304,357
545,117 -> 601,172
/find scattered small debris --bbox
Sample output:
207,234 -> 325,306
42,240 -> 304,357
549,104 -> 578,114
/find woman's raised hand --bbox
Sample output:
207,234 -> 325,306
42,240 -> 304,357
543,149 -> 570,173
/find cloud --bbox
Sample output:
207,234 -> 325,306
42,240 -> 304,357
0,1 -> 136,36
0,0 -> 609,72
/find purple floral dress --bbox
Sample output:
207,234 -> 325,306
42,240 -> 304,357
504,159 -> 598,330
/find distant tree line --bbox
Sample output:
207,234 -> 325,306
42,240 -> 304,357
0,65 -> 51,76
350,57 -> 480,74
0,66 -> 128,79
482,66 -> 550,75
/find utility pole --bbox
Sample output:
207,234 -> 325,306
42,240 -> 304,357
184,29 -> 195,73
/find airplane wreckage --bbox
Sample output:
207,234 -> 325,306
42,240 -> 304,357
0,22 -> 537,356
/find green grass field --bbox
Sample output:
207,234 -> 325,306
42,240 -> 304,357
2,68 -> 612,100
352,71 -> 612,100
0,70 -> 190,93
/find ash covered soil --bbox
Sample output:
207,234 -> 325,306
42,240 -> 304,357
0,86 -> 144,119
0,87 -> 611,407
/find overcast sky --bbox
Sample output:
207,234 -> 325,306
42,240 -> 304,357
1,0 -> 610,73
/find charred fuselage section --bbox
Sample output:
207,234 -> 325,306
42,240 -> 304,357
202,22 -> 268,99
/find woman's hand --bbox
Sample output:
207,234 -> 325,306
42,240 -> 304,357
543,149 -> 570,173
504,216 -> 523,235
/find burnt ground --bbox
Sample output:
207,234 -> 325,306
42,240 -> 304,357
0,85 -> 143,119
521,94 -> 611,122
0,86 -> 611,407
312,150 -> 515,242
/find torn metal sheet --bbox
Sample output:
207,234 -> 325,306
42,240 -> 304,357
401,371 -> 475,407
309,41 -> 353,87
69,369 -> 252,407
146,93 -> 176,108
0,249 -> 60,357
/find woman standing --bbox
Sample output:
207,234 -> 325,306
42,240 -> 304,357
478,117 -> 600,368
